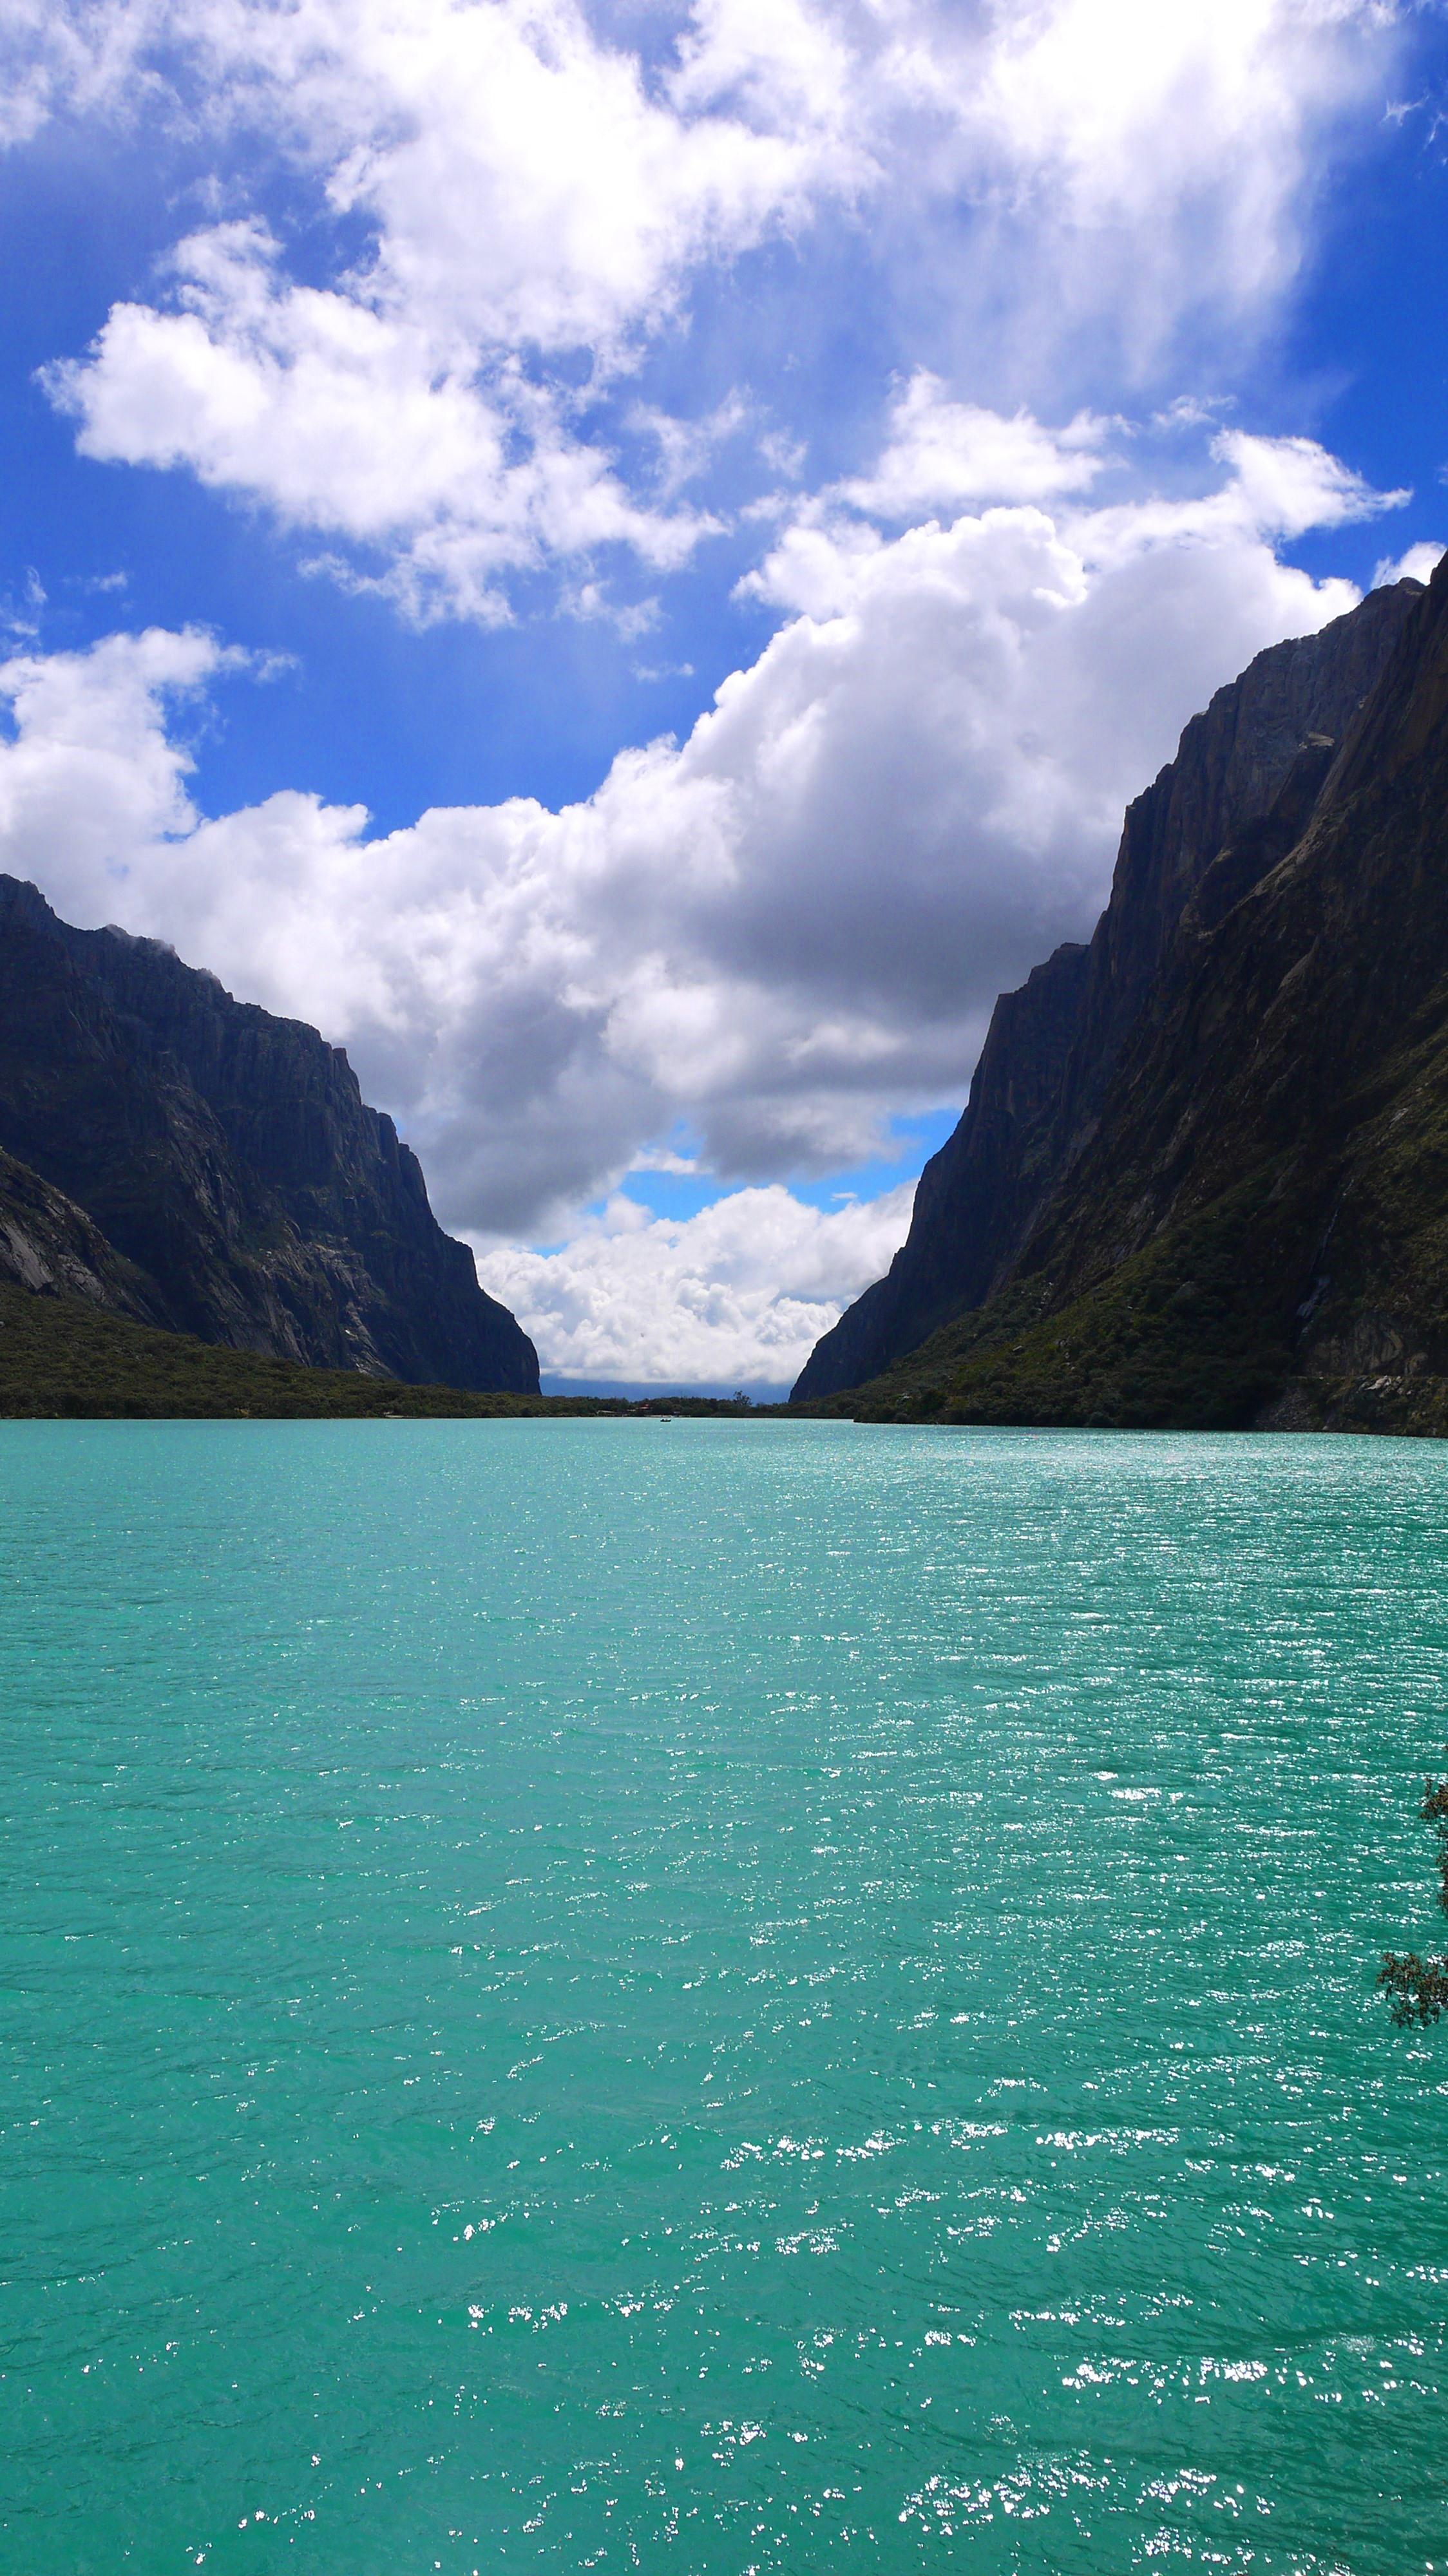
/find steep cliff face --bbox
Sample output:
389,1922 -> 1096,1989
842,554 -> 1448,1434
794,580 -> 1423,1402
0,878 -> 539,1392
0,1146 -> 163,1320
1045,579 -> 1418,1152
794,940 -> 1089,1399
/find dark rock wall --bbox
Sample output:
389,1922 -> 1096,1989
792,940 -> 1089,1399
0,878 -> 539,1392
1018,556 -> 1448,1325
0,1144 -> 166,1321
794,579 -> 1424,1401
1042,577 -> 1421,1168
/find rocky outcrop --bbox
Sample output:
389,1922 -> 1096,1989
0,1146 -> 164,1319
836,553 -> 1448,1434
794,579 -> 1424,1402
0,877 -> 539,1392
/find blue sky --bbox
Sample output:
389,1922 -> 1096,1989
1,0 -> 1447,1388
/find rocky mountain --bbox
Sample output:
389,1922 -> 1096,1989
794,576 -> 1424,1406
805,556 -> 1448,1435
0,876 -> 539,1393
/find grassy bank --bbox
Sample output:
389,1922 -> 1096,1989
0,1283 -> 785,1420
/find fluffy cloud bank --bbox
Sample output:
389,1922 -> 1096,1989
475,1181 -> 917,1388
0,424 -> 1403,1269
18,0 -> 1410,618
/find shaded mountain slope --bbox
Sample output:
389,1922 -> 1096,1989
0,877 -> 538,1392
794,936 -> 1091,1403
0,1144 -> 164,1320
0,1276 -> 549,1419
795,578 -> 1422,1401
840,554 -> 1448,1434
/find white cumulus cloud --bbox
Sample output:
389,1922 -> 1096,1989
46,222 -> 716,626
475,1180 -> 917,1386
1373,538 -> 1445,587
0,425 -> 1404,1260
30,0 -> 864,619
834,373 -> 1111,517
14,0 -> 1413,618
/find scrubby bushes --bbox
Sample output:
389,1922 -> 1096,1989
1379,1772 -> 1448,2026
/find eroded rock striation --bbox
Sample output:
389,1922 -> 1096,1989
0,876 -> 539,1392
0,1144 -> 164,1321
794,578 -> 1424,1405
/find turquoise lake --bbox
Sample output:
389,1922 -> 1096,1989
2,1419 -> 1447,2573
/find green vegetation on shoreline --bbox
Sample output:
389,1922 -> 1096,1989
826,1175 -> 1293,1432
10,1265 -> 1445,1437
0,1282 -> 788,1420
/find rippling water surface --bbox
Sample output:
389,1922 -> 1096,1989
3,1419 -> 1447,2573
